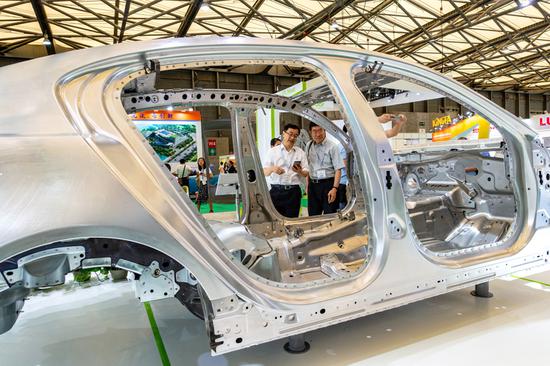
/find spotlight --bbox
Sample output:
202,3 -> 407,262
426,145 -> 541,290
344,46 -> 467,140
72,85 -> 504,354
200,1 -> 211,11
330,21 -> 340,30
42,35 -> 51,46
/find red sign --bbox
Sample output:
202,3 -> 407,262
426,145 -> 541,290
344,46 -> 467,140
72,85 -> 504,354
131,110 -> 201,121
208,139 -> 217,155
540,116 -> 550,127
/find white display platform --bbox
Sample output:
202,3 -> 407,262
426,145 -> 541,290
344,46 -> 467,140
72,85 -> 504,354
1,272 -> 550,365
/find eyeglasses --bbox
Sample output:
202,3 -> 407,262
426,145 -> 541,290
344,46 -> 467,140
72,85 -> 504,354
284,131 -> 299,138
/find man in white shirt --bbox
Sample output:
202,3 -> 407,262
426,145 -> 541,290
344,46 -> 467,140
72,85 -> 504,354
306,123 -> 345,215
263,123 -> 309,218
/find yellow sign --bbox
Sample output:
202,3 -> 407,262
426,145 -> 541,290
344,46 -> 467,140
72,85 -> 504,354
432,115 -> 490,142
432,115 -> 452,128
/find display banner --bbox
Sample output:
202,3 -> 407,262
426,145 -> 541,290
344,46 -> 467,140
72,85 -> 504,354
130,110 -> 202,163
432,115 -> 490,142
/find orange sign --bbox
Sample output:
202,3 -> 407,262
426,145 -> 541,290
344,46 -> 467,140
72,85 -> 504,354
130,110 -> 201,121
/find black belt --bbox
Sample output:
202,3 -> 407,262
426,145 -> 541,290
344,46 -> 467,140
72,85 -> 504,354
271,184 -> 300,190
309,177 -> 333,184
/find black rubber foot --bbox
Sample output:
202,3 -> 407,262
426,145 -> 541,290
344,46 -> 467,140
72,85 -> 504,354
470,290 -> 493,298
284,341 -> 310,354
471,282 -> 493,298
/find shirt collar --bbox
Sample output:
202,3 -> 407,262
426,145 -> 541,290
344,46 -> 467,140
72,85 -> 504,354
280,143 -> 295,152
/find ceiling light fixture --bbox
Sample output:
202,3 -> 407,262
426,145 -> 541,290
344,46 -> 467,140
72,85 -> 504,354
330,20 -> 340,30
42,35 -> 51,46
200,1 -> 211,11
519,0 -> 531,7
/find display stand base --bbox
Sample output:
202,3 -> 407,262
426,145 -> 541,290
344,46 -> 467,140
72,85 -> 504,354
284,334 -> 310,354
471,282 -> 493,298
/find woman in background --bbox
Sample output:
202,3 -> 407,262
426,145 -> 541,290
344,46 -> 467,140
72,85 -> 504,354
196,157 -> 214,213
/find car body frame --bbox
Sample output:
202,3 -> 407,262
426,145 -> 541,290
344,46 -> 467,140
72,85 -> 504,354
1,37 -> 549,354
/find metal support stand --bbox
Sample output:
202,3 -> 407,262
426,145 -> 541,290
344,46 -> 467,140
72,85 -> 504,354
471,281 -> 493,298
284,334 -> 310,354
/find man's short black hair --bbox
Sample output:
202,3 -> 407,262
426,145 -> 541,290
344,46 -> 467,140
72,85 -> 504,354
283,123 -> 300,132
179,158 -> 186,164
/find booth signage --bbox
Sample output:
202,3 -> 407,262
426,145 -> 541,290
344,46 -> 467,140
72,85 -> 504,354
208,139 -> 217,155
528,114 -> 550,132
432,115 -> 452,128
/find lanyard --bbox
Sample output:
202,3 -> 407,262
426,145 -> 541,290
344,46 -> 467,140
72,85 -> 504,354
307,141 -> 326,167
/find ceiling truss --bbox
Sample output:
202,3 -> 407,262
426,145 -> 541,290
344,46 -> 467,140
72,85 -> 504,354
0,0 -> 548,91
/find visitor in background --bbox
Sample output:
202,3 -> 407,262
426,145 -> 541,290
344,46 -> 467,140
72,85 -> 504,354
263,124 -> 308,218
379,113 -> 408,138
196,157 -> 214,213
175,158 -> 191,191
270,137 -> 282,147
227,160 -> 237,173
306,123 -> 344,215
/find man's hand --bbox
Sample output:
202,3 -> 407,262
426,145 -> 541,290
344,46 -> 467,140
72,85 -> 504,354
394,113 -> 407,127
378,113 -> 394,124
328,187 -> 337,203
385,114 -> 408,138
291,164 -> 302,174
263,165 -> 285,176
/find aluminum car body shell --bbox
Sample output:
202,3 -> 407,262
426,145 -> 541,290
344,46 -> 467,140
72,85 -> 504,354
1,37 -> 549,353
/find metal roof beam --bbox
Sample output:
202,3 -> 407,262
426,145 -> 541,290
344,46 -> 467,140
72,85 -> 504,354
279,0 -> 355,40
458,51 -> 548,82
44,2 -> 115,41
176,0 -> 203,37
30,0 -> 55,54
0,36 -> 41,54
234,0 -> 265,36
206,4 -> 255,37
126,3 -> 189,32
118,0 -> 132,42
430,20 -> 550,72
235,0 -> 287,36
114,0 -> 120,40
376,0 -> 503,53
330,0 -> 393,44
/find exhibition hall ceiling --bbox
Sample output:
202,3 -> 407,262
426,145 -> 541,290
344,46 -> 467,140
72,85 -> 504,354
0,0 -> 549,91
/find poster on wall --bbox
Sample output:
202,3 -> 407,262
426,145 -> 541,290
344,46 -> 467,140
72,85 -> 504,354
130,110 -> 203,164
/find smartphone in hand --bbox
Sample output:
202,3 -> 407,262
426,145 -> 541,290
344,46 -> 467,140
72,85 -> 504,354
293,160 -> 301,169
392,114 -> 402,122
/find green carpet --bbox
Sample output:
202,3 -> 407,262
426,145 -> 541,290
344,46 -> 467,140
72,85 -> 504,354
198,196 -> 309,214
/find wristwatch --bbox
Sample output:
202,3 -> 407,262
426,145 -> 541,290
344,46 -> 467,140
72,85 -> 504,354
332,186 -> 338,190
